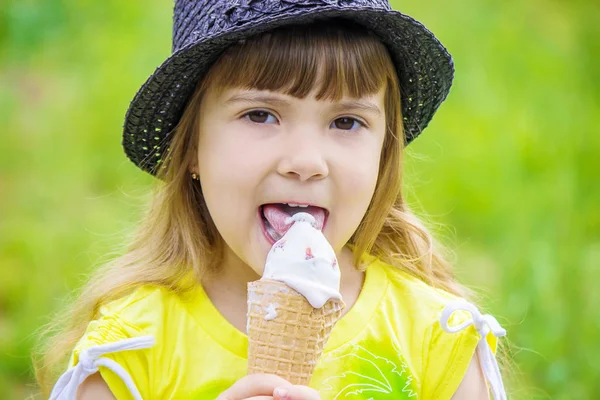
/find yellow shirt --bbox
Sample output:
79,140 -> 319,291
55,252 -> 502,400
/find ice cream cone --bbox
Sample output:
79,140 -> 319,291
247,279 -> 344,385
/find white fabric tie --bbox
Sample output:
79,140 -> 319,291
440,301 -> 507,400
49,336 -> 155,400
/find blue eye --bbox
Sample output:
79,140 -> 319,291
330,117 -> 365,131
243,110 -> 278,124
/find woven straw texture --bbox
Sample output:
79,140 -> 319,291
122,0 -> 454,177
247,280 -> 344,384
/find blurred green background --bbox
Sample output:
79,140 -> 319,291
1,0 -> 598,398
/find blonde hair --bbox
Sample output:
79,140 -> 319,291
34,18 -> 468,395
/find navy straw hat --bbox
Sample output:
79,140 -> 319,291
122,0 -> 454,176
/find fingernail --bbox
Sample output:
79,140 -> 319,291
274,387 -> 289,399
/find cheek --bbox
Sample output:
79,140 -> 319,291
199,123 -> 263,189
199,125 -> 270,181
329,144 -> 382,249
199,142 -> 256,220
345,161 -> 380,212
197,128 -> 271,271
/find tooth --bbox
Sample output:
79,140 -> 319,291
287,203 -> 299,207
298,204 -> 309,208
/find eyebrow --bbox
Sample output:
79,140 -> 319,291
224,92 -> 382,116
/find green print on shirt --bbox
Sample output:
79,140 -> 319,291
316,343 -> 417,399
192,342 -> 417,399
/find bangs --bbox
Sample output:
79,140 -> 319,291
204,18 -> 398,101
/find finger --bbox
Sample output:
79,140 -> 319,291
246,397 -> 274,400
216,374 -> 292,400
273,385 -> 321,400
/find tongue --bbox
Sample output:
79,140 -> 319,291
263,204 -> 326,234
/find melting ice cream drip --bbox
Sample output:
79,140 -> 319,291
264,303 -> 278,321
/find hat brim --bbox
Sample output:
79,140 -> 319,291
122,6 -> 454,176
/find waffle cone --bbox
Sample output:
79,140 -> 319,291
247,280 -> 344,385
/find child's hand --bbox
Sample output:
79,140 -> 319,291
216,374 -> 321,400
216,373 -> 290,399
273,386 -> 321,400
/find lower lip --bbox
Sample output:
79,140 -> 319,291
257,207 -> 329,246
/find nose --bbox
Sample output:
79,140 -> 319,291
276,131 -> 329,182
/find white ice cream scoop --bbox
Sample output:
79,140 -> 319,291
262,212 -> 342,308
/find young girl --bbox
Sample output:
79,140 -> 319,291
36,0 -> 508,399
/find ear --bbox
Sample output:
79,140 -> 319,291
188,162 -> 199,177
189,155 -> 199,176
188,137 -> 200,176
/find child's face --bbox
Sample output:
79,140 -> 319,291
194,85 -> 387,275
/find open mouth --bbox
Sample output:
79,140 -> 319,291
259,203 -> 328,243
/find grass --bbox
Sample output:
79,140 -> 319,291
1,0 -> 598,398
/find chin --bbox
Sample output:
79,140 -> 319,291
240,243 -> 268,278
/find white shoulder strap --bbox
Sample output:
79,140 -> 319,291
440,301 -> 507,400
49,336 -> 155,400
